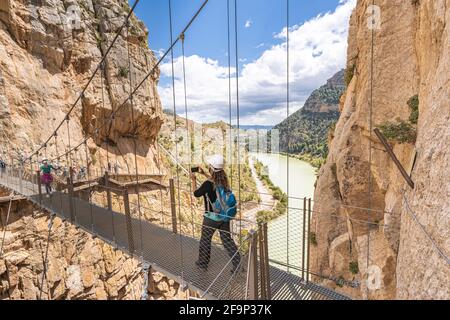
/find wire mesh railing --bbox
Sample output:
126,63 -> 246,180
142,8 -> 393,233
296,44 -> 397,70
0,165 -> 355,300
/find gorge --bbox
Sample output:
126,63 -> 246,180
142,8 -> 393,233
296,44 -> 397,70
0,0 -> 449,301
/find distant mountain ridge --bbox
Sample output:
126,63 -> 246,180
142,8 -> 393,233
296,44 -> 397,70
238,125 -> 273,131
273,70 -> 345,166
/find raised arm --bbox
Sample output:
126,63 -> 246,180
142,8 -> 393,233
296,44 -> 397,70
194,180 -> 210,198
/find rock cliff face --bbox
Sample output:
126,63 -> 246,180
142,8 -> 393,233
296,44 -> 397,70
311,0 -> 449,299
0,0 -> 163,173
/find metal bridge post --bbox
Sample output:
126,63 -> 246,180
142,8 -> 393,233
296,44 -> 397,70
105,171 -> 112,211
263,223 -> 271,299
67,168 -> 75,223
18,165 -> 23,193
246,230 -> 259,300
302,197 -> 307,280
307,198 -> 312,283
258,224 -> 267,299
123,189 -> 135,255
169,178 -> 178,234
37,171 -> 42,204
29,158 -> 33,186
258,223 -> 271,299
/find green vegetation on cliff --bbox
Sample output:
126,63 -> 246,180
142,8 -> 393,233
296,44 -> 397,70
378,94 -> 419,144
273,70 -> 345,168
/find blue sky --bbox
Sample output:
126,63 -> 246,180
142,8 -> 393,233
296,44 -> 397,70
131,0 -> 356,125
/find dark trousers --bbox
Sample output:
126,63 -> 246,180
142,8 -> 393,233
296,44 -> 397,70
45,183 -> 52,194
198,217 -> 241,268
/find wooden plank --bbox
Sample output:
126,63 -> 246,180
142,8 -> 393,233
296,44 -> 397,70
73,182 -> 99,193
374,128 -> 415,189
108,177 -> 168,189
0,195 -> 27,204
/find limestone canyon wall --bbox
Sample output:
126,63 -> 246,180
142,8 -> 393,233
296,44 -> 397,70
0,0 -> 164,173
311,0 -> 449,300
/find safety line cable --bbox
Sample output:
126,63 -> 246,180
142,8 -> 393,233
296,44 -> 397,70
180,35 -> 196,238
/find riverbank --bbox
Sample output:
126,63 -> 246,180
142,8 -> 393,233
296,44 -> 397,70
251,158 -> 288,223
279,152 -> 324,170
244,157 -> 276,224
250,152 -> 317,208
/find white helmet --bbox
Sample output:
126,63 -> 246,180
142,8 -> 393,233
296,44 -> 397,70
42,158 -> 48,163
207,154 -> 225,172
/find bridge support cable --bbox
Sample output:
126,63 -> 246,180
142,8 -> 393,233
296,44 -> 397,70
226,0 -> 234,190
285,0 -> 291,273
99,60 -> 111,173
125,18 -> 144,260
38,213 -> 56,300
401,190 -> 449,265
180,34 -> 196,239
168,0 -> 186,289
233,0 -> 243,247
0,192 -> 14,257
142,41 -> 166,231
83,139 -> 95,233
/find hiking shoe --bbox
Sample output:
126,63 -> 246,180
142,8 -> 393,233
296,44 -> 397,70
195,261 -> 208,272
230,264 -> 240,275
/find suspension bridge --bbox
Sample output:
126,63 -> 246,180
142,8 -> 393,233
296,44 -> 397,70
1,0 -> 447,301
0,165 -> 350,300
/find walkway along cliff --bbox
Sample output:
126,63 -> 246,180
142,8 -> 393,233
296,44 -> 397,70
0,0 -> 448,300
311,0 -> 449,300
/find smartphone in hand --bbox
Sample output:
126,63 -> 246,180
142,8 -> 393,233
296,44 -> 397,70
191,167 -> 199,173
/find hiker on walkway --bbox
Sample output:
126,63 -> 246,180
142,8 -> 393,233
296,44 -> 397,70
78,166 -> 87,180
0,158 -> 6,175
191,154 -> 240,273
40,158 -> 57,196
113,161 -> 121,176
62,166 -> 69,179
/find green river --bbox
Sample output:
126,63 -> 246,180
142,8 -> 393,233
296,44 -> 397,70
250,152 -> 317,275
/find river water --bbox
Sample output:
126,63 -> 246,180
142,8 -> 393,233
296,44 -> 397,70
250,152 -> 317,275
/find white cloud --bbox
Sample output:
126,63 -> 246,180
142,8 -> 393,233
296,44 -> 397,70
153,48 -> 165,59
157,0 -> 356,125
245,19 -> 252,28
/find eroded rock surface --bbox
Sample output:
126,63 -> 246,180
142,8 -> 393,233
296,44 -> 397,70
311,0 -> 449,300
